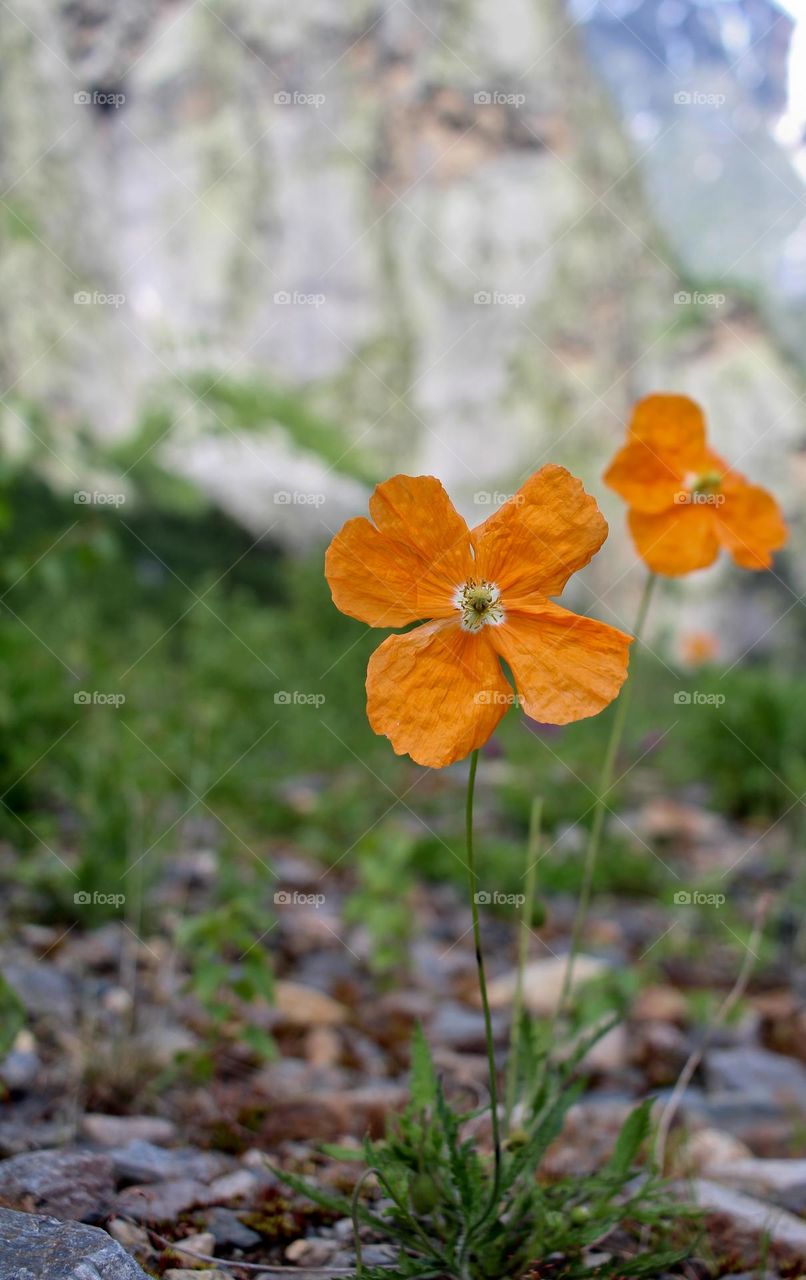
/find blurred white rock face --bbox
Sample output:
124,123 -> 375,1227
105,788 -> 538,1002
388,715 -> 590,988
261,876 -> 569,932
0,0 -> 803,632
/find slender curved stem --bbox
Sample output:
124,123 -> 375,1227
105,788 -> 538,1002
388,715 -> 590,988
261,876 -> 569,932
352,1166 -> 437,1276
504,796 -> 542,1132
464,749 -> 502,1221
557,571 -> 657,1021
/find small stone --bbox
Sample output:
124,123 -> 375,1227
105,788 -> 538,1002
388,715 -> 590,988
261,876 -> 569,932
107,1217 -> 153,1253
2,963 -> 74,1019
430,1001 -> 507,1051
81,1114 -> 178,1146
137,1025 -> 197,1067
696,1155 -> 806,1197
637,797 -> 723,842
163,1271 -> 230,1280
285,1236 -> 337,1266
0,1031 -> 40,1091
165,1231 -> 215,1267
102,986 -> 133,1015
113,1178 -> 215,1222
110,1140 -> 231,1184
206,1168 -> 258,1202
358,1243 -> 397,1264
0,1148 -> 114,1221
707,1046 -> 806,1110
203,1207 -> 261,1248
0,1206 -> 150,1278
676,1128 -> 752,1175
632,984 -> 688,1023
485,955 -> 610,1016
689,1178 -> 806,1253
305,1025 -> 341,1067
274,980 -> 348,1026
580,1022 -> 627,1073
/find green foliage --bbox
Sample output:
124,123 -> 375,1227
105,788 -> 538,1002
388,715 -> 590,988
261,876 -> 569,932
677,666 -> 806,817
567,968 -> 642,1033
0,473 -> 398,928
279,1029 -> 693,1280
0,973 -> 25,1060
177,890 -> 277,1070
344,824 -> 418,977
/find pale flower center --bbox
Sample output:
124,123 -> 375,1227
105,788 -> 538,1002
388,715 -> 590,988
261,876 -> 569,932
684,469 -> 722,498
454,579 -> 505,632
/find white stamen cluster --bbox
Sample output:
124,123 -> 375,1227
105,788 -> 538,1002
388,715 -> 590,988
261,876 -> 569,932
454,579 -> 505,632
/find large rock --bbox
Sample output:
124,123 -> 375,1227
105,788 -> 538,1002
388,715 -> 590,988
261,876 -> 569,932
80,1114 -> 177,1147
0,1149 -> 114,1222
0,1206 -> 150,1279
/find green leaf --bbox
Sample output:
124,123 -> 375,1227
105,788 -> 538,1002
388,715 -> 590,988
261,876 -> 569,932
409,1024 -> 438,1111
0,973 -> 24,1059
272,1166 -> 405,1240
239,1025 -> 277,1061
319,1143 -> 365,1161
604,1097 -> 654,1181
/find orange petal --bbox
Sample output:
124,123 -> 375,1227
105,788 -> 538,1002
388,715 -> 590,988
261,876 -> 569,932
366,621 -> 512,768
715,481 -> 788,570
472,465 -> 608,599
604,440 -> 685,514
605,394 -> 709,514
489,602 -> 632,725
629,394 -> 709,460
369,475 -> 472,593
628,504 -> 719,576
325,475 -> 473,627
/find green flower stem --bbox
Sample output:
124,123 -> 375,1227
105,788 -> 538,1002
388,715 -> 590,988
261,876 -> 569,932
464,748 -> 502,1218
557,571 -> 658,1021
504,795 -> 542,1134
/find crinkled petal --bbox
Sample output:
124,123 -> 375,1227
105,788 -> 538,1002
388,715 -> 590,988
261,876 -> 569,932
489,601 -> 632,724
325,475 -> 473,627
628,503 -> 719,576
369,475 -> 473,593
366,620 -> 511,768
604,394 -> 710,514
472,465 -> 608,599
715,481 -> 788,570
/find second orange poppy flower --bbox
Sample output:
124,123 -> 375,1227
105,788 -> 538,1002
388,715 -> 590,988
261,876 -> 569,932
604,394 -> 787,576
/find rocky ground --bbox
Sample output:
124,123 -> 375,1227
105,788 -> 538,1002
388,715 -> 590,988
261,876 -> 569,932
1,794 -> 806,1278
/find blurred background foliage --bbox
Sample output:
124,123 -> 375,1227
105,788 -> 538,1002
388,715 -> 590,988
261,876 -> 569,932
0,0 -> 805,999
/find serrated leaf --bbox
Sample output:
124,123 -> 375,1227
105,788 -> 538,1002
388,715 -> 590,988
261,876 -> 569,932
271,1166 -> 408,1241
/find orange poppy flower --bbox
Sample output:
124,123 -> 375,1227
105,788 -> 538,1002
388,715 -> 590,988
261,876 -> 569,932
604,394 -> 787,576
680,629 -> 719,667
325,468 -> 632,768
